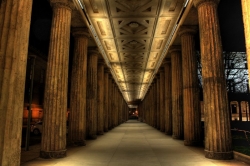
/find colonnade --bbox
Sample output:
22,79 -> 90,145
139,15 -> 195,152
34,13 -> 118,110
139,0 -> 250,160
0,0 -> 129,165
0,0 -> 250,165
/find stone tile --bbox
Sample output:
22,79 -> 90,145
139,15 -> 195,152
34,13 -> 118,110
21,120 -> 249,166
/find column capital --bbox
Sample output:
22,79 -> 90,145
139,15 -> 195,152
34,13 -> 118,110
98,59 -> 106,65
88,47 -> 100,56
50,0 -> 73,10
159,67 -> 165,73
162,58 -> 171,64
109,74 -> 113,79
104,67 -> 111,73
178,26 -> 198,37
169,45 -> 181,54
72,27 -> 90,38
155,74 -> 160,79
193,0 -> 220,8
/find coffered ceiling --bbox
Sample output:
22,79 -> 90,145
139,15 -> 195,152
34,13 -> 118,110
72,0 -> 195,105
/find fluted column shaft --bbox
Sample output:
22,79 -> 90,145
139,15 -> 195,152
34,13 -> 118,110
86,49 -> 98,139
112,82 -> 116,128
97,61 -> 104,135
194,0 -> 232,159
160,69 -> 165,132
104,70 -> 109,132
179,26 -> 201,146
241,0 -> 250,89
170,46 -> 183,139
40,2 -> 71,158
0,0 -> 32,165
150,86 -> 154,126
156,76 -> 160,129
119,93 -> 123,124
115,87 -> 119,126
153,80 -> 157,127
68,28 -> 89,146
108,77 -> 113,129
164,60 -> 172,135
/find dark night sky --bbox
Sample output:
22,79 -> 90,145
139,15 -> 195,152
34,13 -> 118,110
28,0 -> 246,55
218,0 -> 246,52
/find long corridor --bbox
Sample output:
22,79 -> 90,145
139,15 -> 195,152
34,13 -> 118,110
21,120 -> 248,166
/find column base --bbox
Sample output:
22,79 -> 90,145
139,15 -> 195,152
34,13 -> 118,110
88,134 -> 97,140
104,128 -> 109,132
172,135 -> 183,139
68,140 -> 86,146
75,140 -> 86,146
40,149 -> 67,159
98,131 -> 104,135
165,131 -> 172,135
184,140 -> 202,146
205,150 -> 233,160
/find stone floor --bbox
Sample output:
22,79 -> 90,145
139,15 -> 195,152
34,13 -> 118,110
21,120 -> 250,166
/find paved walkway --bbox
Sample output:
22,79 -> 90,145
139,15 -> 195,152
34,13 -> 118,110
21,120 -> 249,166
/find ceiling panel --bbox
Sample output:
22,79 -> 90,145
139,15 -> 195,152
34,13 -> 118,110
81,0 -> 187,103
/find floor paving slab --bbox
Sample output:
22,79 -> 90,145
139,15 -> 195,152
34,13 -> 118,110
21,120 -> 249,166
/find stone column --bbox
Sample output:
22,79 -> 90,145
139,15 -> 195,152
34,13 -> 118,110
164,59 -> 172,135
115,86 -> 119,126
194,0 -> 233,159
153,80 -> 157,128
0,0 -> 32,165
104,69 -> 109,132
159,68 -> 165,132
241,0 -> 250,88
108,77 -> 113,129
40,1 -> 71,158
170,46 -> 183,139
86,48 -> 99,139
179,26 -> 201,146
111,81 -> 116,128
68,28 -> 89,146
119,92 -> 123,124
149,86 -> 154,126
97,60 -> 104,135
156,75 -> 160,129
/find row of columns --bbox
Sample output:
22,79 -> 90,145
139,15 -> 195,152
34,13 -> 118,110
0,0 -> 129,165
139,0 -> 250,160
1,0 -> 250,164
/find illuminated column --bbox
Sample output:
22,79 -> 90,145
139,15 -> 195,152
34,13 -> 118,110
164,59 -> 172,135
156,75 -> 160,129
115,86 -> 119,126
86,48 -> 99,139
0,0 -> 32,165
159,68 -> 165,132
241,0 -> 250,88
68,28 -> 89,146
112,81 -> 116,128
108,77 -> 113,129
194,0 -> 233,159
179,26 -> 201,146
119,93 -> 123,124
149,85 -> 154,126
103,69 -> 109,132
145,91 -> 149,123
40,1 -> 71,158
170,46 -> 183,139
152,80 -> 157,127
97,60 -> 104,135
